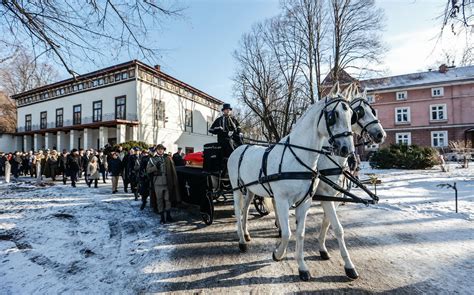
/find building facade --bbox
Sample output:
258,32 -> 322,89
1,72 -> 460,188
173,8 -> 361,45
360,65 -> 474,151
12,60 -> 223,153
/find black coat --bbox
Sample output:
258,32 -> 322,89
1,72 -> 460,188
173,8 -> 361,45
172,153 -> 185,166
108,158 -> 123,176
122,154 -> 130,180
209,115 -> 243,157
66,154 -> 81,175
58,154 -> 68,173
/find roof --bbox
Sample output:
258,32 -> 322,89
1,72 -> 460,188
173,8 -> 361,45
361,65 -> 474,91
322,68 -> 358,86
11,60 -> 223,105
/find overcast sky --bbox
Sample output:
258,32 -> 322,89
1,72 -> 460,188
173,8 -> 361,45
60,0 -> 471,105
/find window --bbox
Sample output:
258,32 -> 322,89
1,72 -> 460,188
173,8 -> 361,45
396,132 -> 411,145
25,114 -> 32,131
431,131 -> 448,147
98,78 -> 104,85
365,143 -> 379,150
73,104 -> 82,125
396,91 -> 407,100
395,107 -> 410,123
40,111 -> 47,129
430,104 -> 447,121
56,108 -> 63,127
121,72 -> 128,80
115,73 -> 121,81
431,87 -> 444,97
93,79 -> 99,87
78,83 -> 84,90
185,109 -> 193,131
93,101 -> 102,122
154,100 -> 166,122
115,96 -> 126,120
367,95 -> 375,103
73,84 -> 78,91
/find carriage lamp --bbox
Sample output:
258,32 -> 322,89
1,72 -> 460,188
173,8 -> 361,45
437,182 -> 458,213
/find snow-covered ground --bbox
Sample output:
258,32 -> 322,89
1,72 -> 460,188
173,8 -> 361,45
0,163 -> 473,294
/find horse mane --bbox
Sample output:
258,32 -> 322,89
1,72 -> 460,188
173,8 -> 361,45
292,94 -> 346,130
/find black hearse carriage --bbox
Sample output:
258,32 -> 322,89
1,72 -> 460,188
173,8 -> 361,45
175,143 -> 269,225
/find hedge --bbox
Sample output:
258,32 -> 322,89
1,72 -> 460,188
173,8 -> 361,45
369,144 -> 440,169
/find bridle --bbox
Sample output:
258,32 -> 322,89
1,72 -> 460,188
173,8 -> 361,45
350,97 -> 380,136
317,96 -> 354,146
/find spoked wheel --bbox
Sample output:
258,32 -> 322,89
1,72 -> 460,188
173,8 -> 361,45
201,191 -> 215,225
253,195 -> 270,216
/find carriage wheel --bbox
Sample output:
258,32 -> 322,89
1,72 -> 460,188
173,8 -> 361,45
253,195 -> 270,216
201,191 -> 215,225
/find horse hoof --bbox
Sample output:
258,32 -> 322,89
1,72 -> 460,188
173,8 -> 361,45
299,270 -> 311,281
239,243 -> 248,253
320,251 -> 330,260
345,267 -> 359,280
244,234 -> 251,242
272,252 -> 281,262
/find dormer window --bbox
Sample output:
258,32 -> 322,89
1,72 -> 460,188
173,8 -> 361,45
396,91 -> 407,100
432,87 -> 444,97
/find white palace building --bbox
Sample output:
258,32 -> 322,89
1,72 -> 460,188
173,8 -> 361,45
12,60 -> 223,153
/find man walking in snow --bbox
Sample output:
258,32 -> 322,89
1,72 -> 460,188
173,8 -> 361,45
146,144 -> 179,224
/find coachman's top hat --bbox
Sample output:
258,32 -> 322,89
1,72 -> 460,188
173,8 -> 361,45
222,103 -> 232,111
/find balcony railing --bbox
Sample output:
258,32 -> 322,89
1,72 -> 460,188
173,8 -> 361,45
17,113 -> 138,132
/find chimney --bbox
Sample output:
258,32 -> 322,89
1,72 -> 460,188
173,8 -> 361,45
154,64 -> 161,71
439,64 -> 448,73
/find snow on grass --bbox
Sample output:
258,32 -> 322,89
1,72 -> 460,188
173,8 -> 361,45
357,162 -> 474,220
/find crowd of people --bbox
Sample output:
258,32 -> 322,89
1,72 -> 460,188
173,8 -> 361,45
0,145 -> 186,224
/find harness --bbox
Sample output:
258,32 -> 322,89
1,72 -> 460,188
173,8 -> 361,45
350,97 -> 380,147
232,98 -> 356,208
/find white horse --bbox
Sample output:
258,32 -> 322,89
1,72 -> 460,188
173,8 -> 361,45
315,88 -> 386,280
235,86 -> 387,280
228,94 -> 355,281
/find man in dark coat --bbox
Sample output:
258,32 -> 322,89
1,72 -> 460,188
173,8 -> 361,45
66,149 -> 81,187
82,150 -> 91,183
127,147 -> 141,200
121,149 -> 130,193
138,149 -> 151,210
172,147 -> 185,166
208,103 -> 243,158
108,152 -> 123,193
58,149 -> 68,184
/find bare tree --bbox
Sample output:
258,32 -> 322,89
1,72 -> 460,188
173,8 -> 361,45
0,92 -> 16,133
233,24 -> 282,141
0,1 -> 183,76
283,0 -> 328,102
329,0 -> 385,82
234,0 -> 385,140
441,0 -> 473,34
0,50 -> 58,96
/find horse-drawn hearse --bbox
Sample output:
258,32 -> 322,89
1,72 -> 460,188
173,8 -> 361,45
175,143 -> 269,225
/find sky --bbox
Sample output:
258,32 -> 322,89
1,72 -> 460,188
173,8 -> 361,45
56,0 -> 471,105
